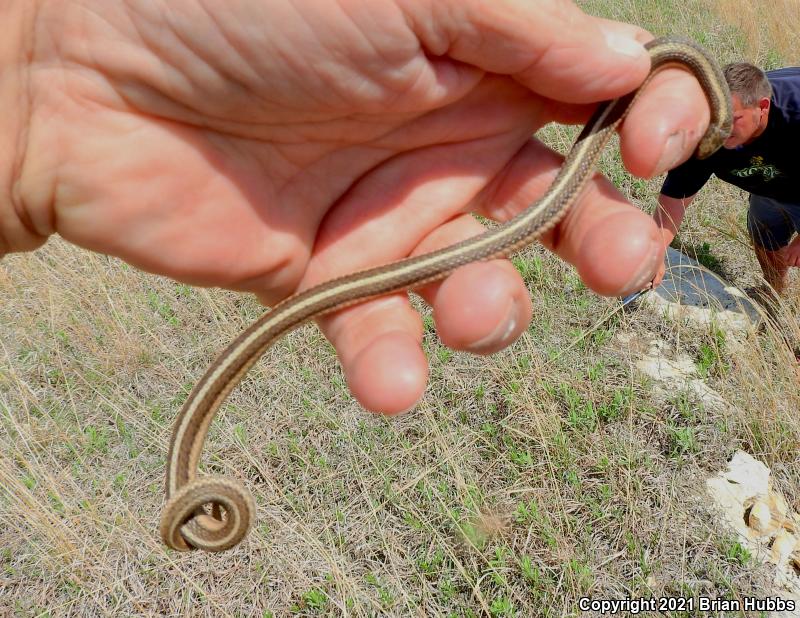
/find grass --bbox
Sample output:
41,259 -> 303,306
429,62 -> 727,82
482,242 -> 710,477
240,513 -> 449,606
1,1 -> 799,616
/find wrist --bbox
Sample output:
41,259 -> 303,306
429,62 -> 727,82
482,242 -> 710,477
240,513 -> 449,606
653,205 -> 680,247
652,212 -> 677,248
0,1 -> 44,255
657,226 -> 676,250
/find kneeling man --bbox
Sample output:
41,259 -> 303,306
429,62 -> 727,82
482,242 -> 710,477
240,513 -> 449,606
654,62 -> 800,294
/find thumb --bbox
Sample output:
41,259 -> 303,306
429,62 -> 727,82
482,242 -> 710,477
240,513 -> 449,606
401,0 -> 651,103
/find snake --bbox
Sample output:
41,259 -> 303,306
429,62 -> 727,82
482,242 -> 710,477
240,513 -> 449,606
159,36 -> 732,552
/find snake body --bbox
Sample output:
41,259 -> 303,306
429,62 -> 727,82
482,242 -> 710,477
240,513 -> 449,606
160,36 -> 732,552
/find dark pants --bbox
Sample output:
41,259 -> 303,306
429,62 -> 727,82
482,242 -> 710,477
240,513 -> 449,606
747,194 -> 800,251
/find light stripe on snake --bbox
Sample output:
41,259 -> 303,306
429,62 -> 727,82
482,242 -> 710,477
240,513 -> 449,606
159,36 -> 733,552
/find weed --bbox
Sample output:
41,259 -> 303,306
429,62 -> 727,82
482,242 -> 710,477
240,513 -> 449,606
721,538 -> 751,566
489,596 -> 515,617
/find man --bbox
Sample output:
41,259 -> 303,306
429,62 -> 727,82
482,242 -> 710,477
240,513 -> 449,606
653,62 -> 800,294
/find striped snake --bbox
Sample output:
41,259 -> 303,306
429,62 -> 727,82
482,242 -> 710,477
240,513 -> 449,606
160,36 -> 732,552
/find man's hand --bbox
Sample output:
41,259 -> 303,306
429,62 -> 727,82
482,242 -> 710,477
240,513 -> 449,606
2,0 -> 716,413
781,236 -> 800,268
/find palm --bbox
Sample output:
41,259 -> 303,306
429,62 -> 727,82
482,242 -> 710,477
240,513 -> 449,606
28,1 -> 555,302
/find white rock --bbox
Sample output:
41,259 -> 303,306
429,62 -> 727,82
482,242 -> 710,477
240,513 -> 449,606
771,530 -> 798,566
706,451 -> 800,617
635,343 -> 730,412
750,500 -> 773,533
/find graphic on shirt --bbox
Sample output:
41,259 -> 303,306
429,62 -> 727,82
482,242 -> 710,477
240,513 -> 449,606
730,155 -> 782,182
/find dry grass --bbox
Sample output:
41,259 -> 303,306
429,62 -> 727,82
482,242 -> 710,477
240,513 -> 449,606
711,0 -> 800,65
2,1 -> 799,616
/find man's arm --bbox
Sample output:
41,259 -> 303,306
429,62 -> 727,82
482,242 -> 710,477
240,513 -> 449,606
652,192 -> 697,285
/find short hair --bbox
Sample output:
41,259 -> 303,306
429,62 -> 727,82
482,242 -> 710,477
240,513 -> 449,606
723,62 -> 772,107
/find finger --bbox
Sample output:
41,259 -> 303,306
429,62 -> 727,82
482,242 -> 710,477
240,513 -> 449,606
619,67 -> 712,178
318,220 -> 533,414
321,295 -> 429,415
477,138 -> 661,296
299,118 -> 536,290
401,0 -> 651,103
304,131 -> 537,413
534,32 -> 718,180
652,260 -> 666,287
411,214 -> 532,355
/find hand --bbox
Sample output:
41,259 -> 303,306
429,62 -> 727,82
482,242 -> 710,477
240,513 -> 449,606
2,0 -> 716,413
652,258 -> 668,288
781,236 -> 800,268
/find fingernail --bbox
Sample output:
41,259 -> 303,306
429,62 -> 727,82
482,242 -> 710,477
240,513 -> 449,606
603,30 -> 646,58
653,131 -> 687,176
625,241 -> 661,293
467,301 -> 519,353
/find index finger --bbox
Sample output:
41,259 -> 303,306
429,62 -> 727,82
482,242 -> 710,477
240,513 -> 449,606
400,0 -> 652,103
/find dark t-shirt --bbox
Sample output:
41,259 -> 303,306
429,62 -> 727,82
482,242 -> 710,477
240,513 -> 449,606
661,67 -> 800,204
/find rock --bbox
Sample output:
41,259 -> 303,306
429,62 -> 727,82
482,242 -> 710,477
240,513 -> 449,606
750,500 -> 773,533
647,247 -> 762,336
771,530 -> 798,566
706,451 -> 770,540
706,451 -> 800,617
634,339 -> 730,412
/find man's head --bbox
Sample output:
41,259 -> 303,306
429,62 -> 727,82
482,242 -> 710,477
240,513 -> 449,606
722,62 -> 772,149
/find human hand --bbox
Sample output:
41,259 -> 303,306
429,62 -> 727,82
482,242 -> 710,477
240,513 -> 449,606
781,237 -> 800,268
1,0 -> 716,413
652,259 -> 668,288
